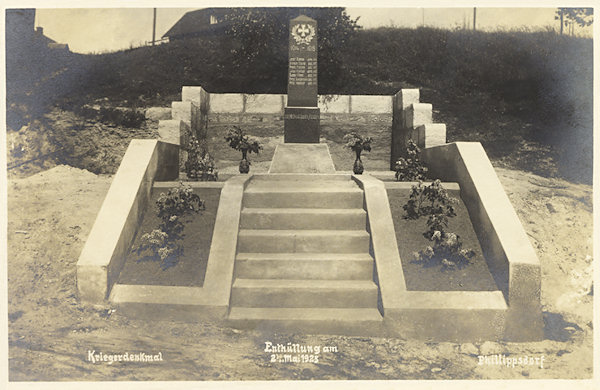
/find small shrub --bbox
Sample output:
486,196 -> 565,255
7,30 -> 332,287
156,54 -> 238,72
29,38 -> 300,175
413,231 -> 475,269
136,229 -> 181,267
403,180 -> 427,219
184,135 -> 218,181
97,106 -> 145,128
135,182 -> 205,269
395,140 -> 428,181
403,179 -> 457,224
120,108 -> 146,128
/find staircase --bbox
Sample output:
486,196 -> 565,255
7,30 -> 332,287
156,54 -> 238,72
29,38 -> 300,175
227,174 -> 383,335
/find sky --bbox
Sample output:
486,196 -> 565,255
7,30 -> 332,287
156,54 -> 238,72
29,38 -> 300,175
28,6 -> 594,54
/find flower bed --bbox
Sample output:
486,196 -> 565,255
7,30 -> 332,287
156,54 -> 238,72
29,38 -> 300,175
117,187 -> 221,287
387,187 -> 498,291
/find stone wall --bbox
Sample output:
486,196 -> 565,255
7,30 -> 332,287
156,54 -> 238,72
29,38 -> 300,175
157,86 -> 448,171
391,89 -> 447,169
205,93 -> 392,123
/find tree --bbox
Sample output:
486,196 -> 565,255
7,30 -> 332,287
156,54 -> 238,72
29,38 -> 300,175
555,8 -> 593,35
223,7 -> 361,93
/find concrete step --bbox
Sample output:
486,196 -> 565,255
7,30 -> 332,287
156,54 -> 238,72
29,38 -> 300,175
246,180 -> 359,191
240,208 -> 366,230
227,307 -> 384,336
251,174 -> 353,182
235,253 -> 374,280
237,229 -> 370,253
230,279 -> 379,308
248,179 -> 358,188
243,187 -> 364,209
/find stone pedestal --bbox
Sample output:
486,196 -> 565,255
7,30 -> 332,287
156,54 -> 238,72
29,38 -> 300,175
269,143 -> 335,173
284,107 -> 320,143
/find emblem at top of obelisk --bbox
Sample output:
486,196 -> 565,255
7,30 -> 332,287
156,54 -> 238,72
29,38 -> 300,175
291,23 -> 315,45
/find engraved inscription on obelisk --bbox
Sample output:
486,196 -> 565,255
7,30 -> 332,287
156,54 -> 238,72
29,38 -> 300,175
284,15 -> 320,143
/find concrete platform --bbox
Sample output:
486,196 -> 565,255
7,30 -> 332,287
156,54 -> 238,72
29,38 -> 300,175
268,143 -> 336,173
91,133 -> 540,340
227,307 -> 384,336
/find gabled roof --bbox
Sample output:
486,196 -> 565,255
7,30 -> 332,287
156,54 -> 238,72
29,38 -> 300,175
162,8 -> 230,38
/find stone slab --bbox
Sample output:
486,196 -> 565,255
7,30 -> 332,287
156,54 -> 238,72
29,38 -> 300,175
240,208 -> 366,230
318,95 -> 350,113
228,307 -> 384,337
182,86 -> 209,112
395,89 -> 420,111
171,101 -> 192,122
404,103 -> 432,129
201,175 -> 251,306
391,90 -> 421,169
77,140 -> 161,303
157,119 -> 184,145
351,174 -> 407,312
231,279 -> 377,308
234,253 -> 373,280
416,123 -> 447,148
237,229 -> 370,253
421,142 -> 543,341
284,106 -> 320,143
209,93 -> 244,113
268,143 -> 335,173
109,284 -> 227,321
145,107 -> 171,121
386,291 -> 507,341
245,94 -> 284,114
351,95 -> 393,114
155,141 -> 180,182
243,189 -> 363,209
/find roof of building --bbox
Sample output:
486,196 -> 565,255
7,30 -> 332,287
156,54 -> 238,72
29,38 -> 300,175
162,8 -> 230,39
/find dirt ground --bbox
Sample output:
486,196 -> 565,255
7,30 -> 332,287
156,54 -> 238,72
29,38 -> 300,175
6,161 -> 593,381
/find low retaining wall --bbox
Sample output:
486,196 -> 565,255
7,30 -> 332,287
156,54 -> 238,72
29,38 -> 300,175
77,140 -> 178,303
354,173 -> 508,342
185,89 -> 393,116
352,175 -> 405,314
110,175 -> 251,320
163,86 -> 447,171
203,94 -> 393,126
422,142 -> 543,341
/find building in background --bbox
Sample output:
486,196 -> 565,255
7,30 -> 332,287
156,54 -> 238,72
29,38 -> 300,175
162,7 -> 345,42
6,8 -> 70,52
162,8 -> 231,41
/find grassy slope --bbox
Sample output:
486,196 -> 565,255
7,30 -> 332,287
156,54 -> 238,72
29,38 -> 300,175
6,27 -> 593,183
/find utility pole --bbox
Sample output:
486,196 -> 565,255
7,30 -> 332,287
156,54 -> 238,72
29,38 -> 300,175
560,8 -> 564,35
473,7 -> 477,30
152,8 -> 157,46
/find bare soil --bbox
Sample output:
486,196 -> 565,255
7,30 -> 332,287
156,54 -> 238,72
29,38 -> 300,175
6,163 -> 593,380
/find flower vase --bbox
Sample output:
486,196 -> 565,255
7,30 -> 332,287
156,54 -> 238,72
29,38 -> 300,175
353,151 -> 364,174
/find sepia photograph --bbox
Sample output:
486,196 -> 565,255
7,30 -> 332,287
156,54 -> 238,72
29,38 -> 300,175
2,0 -> 596,387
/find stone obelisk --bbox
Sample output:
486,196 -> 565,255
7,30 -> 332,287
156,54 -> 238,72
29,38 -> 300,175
284,15 -> 320,143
